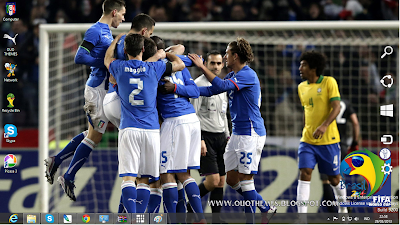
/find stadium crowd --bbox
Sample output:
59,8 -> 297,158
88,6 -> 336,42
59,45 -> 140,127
0,0 -> 398,132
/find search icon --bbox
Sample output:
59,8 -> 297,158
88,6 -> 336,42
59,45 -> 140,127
381,46 -> 393,59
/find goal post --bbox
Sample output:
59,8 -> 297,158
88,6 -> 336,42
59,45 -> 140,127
39,21 -> 399,213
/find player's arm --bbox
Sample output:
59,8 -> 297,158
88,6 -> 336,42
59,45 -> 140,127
75,28 -> 104,68
146,49 -> 166,62
166,44 -> 185,55
104,33 -> 125,70
166,52 -> 185,72
348,113 -> 360,152
313,100 -> 340,139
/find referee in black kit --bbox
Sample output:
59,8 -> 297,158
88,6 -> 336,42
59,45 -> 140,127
190,50 -> 230,224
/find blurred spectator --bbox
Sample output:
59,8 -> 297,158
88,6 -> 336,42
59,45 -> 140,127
306,2 -> 326,20
322,0 -> 343,19
125,0 -> 143,22
188,3 -> 206,21
339,0 -> 363,20
230,4 -> 246,21
148,4 -> 168,22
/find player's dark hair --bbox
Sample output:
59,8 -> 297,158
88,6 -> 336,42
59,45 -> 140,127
150,36 -> 165,50
124,33 -> 144,57
131,13 -> 155,32
206,50 -> 222,62
299,51 -> 326,76
142,37 -> 157,61
102,0 -> 125,15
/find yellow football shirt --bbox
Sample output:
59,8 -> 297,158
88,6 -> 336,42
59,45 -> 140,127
298,75 -> 341,145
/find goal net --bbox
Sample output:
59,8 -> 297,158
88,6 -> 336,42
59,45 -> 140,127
39,21 -> 399,214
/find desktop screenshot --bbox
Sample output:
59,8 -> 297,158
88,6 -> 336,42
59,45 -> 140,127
0,0 -> 399,224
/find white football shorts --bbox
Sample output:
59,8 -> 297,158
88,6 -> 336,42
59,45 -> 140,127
224,132 -> 266,174
103,91 -> 121,128
118,127 -> 160,180
84,80 -> 109,134
160,113 -> 201,174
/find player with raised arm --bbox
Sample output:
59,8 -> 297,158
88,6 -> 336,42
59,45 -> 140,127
320,99 -> 359,212
189,38 -> 276,224
151,37 -> 207,223
103,13 -> 156,128
189,50 -> 230,224
104,33 -> 185,213
44,0 -> 126,201
296,51 -> 348,221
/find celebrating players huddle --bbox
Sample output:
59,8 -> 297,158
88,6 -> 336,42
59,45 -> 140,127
44,0 -> 353,223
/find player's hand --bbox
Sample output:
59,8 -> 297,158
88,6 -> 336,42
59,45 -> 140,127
109,74 -> 116,85
313,125 -> 327,139
156,49 -> 166,59
347,140 -> 359,154
115,32 -> 126,40
201,140 -> 207,156
188,53 -> 203,68
159,79 -> 175,94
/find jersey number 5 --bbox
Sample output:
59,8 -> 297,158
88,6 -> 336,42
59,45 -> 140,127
129,78 -> 144,106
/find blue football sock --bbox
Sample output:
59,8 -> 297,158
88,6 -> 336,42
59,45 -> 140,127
183,178 -> 205,221
118,194 -> 125,213
163,183 -> 178,224
64,137 -> 94,181
121,180 -> 137,213
147,188 -> 162,213
231,182 -> 270,213
177,181 -> 187,213
136,183 -> 150,213
240,180 -> 256,224
54,130 -> 88,166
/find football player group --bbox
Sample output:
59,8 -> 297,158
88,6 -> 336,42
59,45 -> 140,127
44,0 -> 356,224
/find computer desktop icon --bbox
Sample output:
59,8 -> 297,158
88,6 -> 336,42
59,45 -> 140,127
99,215 -> 109,223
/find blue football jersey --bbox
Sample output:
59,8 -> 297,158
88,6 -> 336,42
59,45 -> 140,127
83,22 -> 114,88
157,66 -> 198,119
109,59 -> 166,129
108,34 -> 127,93
199,65 -> 266,136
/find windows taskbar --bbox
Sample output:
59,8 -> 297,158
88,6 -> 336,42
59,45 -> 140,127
0,212 -> 398,224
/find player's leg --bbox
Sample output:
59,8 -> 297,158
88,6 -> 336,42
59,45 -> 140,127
161,173 -> 178,224
136,129 -> 160,213
210,175 -> 225,223
45,130 -> 88,184
147,180 -> 162,213
320,173 -> 337,213
320,143 -> 348,213
297,142 -> 317,214
58,84 -> 109,200
136,178 -> 150,213
177,180 -> 187,213
118,128 -> 142,213
103,91 -> 121,128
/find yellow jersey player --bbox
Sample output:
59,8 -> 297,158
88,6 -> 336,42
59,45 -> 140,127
296,51 -> 348,218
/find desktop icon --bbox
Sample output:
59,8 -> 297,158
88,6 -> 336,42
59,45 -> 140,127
45,214 -> 54,223
82,214 -> 90,223
99,215 -> 109,223
4,124 -> 17,138
27,215 -> 36,224
7,93 -> 15,108
4,154 -> 17,168
3,34 -> 17,45
63,215 -> 72,223
4,63 -> 17,77
6,2 -> 16,16
9,214 -> 18,223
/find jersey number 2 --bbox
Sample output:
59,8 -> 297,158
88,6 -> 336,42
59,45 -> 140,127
129,78 -> 144,106
336,101 -> 346,124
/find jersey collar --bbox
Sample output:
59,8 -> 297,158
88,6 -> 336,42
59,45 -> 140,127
307,75 -> 324,84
